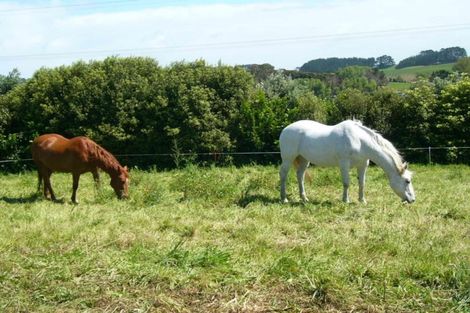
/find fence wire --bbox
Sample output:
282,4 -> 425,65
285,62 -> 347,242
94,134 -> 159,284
1,147 -> 469,165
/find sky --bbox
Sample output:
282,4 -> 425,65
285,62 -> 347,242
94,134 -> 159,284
1,0 -> 469,77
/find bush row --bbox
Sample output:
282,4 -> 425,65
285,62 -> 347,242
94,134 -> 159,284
0,57 -> 468,170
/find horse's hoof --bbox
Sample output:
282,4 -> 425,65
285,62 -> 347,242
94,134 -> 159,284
282,198 -> 289,204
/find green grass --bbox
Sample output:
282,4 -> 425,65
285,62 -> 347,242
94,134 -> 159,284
383,63 -> 455,82
386,82 -> 412,91
1,164 -> 469,312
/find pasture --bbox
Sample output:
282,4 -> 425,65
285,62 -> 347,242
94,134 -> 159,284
0,164 -> 469,312
383,63 -> 455,82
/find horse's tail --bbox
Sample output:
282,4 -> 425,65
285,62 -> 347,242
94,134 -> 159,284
37,171 -> 43,192
293,156 -> 312,182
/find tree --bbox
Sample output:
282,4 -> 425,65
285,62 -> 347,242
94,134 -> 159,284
396,47 -> 467,69
329,88 -> 372,123
243,63 -> 276,82
453,57 -> 470,74
0,69 -> 25,95
388,80 -> 436,149
433,76 -> 470,150
300,57 -> 375,73
375,55 -> 395,69
336,66 -> 379,92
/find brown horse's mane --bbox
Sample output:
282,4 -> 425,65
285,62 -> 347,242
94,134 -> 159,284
86,138 -> 123,175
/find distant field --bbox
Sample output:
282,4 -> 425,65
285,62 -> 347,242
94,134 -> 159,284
1,164 -> 469,312
386,82 -> 412,91
383,63 -> 455,82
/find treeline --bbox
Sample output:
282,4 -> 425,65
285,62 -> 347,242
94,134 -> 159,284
0,56 -> 469,170
396,47 -> 467,68
299,47 -> 467,73
300,57 -> 376,73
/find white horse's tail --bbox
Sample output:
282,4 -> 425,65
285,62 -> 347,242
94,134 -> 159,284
293,156 -> 312,182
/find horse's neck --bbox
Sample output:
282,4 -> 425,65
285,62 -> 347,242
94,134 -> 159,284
362,140 -> 398,178
91,146 -> 121,177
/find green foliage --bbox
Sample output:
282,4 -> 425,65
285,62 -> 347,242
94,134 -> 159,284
0,56 -> 469,166
0,69 -> 25,95
432,76 -> 470,159
300,57 -> 376,73
0,58 -> 255,167
336,66 -> 381,92
453,57 -> 470,74
242,63 -> 276,82
330,88 -> 371,123
375,55 -> 395,69
388,80 -> 436,149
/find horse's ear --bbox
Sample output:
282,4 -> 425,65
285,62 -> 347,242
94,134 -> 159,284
400,162 -> 408,174
399,162 -> 408,175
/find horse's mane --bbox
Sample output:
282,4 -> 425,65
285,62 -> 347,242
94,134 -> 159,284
351,120 -> 405,173
87,139 -> 122,174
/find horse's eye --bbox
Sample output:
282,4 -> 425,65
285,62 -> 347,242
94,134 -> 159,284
405,179 -> 410,184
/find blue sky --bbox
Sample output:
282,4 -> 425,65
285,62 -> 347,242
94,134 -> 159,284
1,0 -> 469,77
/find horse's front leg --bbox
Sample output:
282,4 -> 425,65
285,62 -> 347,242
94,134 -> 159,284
339,160 -> 351,203
71,173 -> 81,204
357,161 -> 369,203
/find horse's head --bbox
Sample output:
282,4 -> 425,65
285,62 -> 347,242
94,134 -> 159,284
111,166 -> 130,199
389,162 -> 415,203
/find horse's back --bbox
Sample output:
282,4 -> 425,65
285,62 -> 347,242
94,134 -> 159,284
32,134 -> 69,155
280,120 -> 334,163
32,134 -> 94,172
280,120 -> 365,166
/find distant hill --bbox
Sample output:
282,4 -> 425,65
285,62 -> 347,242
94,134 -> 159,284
383,63 -> 455,81
298,47 -> 466,73
396,47 -> 466,69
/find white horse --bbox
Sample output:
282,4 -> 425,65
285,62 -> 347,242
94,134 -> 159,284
279,120 -> 415,203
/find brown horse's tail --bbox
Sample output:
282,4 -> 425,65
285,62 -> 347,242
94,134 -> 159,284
37,171 -> 43,192
293,156 -> 312,182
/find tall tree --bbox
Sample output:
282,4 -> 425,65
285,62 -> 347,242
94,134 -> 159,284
0,69 -> 25,95
375,55 -> 395,69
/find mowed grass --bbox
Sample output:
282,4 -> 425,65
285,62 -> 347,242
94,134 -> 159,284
0,164 -> 469,312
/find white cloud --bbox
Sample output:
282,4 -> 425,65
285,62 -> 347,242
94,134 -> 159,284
1,0 -> 469,76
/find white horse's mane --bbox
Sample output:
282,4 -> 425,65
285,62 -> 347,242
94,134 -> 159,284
350,120 -> 405,173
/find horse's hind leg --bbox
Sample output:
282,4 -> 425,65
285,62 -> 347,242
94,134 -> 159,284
280,159 -> 292,203
43,170 -> 56,201
37,171 -> 43,193
92,169 -> 100,188
295,156 -> 310,202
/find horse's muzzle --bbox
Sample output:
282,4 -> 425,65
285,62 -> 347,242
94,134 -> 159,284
117,193 -> 129,200
404,198 -> 415,204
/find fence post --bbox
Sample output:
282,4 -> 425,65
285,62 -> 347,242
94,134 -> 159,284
428,146 -> 432,164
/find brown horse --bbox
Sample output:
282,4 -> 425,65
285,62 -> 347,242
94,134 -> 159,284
32,134 -> 129,203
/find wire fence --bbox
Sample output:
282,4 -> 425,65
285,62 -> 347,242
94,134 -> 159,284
1,147 -> 469,168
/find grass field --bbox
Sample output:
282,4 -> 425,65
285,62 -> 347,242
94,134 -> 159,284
383,63 -> 455,82
0,164 -> 469,312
